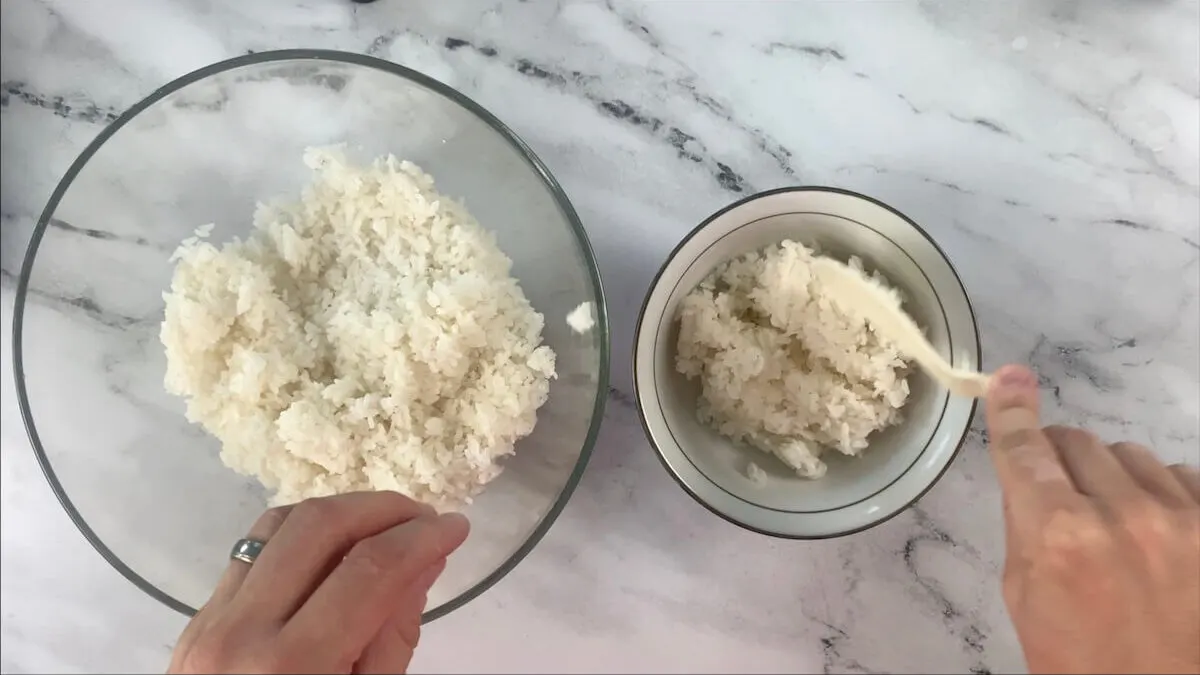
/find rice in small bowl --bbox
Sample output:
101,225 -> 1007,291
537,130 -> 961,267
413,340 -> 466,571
633,187 -> 981,538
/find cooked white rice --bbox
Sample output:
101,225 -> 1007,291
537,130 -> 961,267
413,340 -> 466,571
675,240 -> 910,479
746,461 -> 769,485
566,301 -> 596,334
161,147 -> 555,510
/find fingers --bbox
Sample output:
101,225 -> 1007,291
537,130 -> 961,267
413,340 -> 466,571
208,505 -> 293,608
281,512 -> 469,667
1108,443 -> 1197,508
986,364 -> 1196,516
1167,464 -> 1200,504
985,366 -> 1081,518
354,559 -> 446,674
1044,427 -> 1141,500
236,491 -> 434,622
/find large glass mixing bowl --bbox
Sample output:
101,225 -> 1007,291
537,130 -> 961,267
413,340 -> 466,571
12,50 -> 609,620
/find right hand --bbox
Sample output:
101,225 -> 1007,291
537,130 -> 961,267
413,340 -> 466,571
985,364 -> 1200,674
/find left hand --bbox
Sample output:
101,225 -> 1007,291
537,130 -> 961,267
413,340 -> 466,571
168,491 -> 469,674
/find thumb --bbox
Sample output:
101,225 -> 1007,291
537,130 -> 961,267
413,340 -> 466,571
355,558 -> 447,674
984,365 -> 1080,527
985,364 -> 1045,454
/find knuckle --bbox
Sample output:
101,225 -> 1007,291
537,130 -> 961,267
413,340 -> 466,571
253,505 -> 292,533
995,428 -> 1044,453
346,536 -> 402,578
290,497 -> 342,530
1119,498 -> 1174,544
1117,498 -> 1199,569
1040,509 -> 1112,568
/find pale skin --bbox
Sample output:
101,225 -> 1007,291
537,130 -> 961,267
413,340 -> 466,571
985,364 -> 1200,674
170,364 -> 1200,674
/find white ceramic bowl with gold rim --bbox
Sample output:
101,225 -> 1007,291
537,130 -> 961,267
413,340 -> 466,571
633,187 -> 981,538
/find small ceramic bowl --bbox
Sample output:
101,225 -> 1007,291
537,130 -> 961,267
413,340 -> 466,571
633,187 -> 981,538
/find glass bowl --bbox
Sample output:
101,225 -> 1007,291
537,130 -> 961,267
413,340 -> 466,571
12,50 -> 609,620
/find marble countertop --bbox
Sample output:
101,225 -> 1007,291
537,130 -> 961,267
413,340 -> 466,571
2,1 -> 1197,673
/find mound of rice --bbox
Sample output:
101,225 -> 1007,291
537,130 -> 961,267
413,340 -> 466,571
675,240 -> 910,479
161,147 -> 555,510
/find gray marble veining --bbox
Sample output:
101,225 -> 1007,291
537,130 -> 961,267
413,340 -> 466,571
2,1 -> 1197,673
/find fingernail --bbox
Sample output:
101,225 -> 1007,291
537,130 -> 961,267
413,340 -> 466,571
994,365 -> 1037,390
432,512 -> 470,552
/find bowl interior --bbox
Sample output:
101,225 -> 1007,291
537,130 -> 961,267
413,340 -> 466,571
635,189 -> 979,537
16,52 -> 606,617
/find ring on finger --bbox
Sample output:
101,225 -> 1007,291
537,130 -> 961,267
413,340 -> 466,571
208,505 -> 294,606
231,538 -> 268,565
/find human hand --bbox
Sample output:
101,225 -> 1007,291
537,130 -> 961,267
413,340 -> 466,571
168,491 -> 469,674
985,364 -> 1200,674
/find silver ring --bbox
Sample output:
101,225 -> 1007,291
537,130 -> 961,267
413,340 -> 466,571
230,538 -> 266,565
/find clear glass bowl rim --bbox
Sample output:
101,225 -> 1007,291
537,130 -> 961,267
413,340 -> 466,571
10,48 -> 612,623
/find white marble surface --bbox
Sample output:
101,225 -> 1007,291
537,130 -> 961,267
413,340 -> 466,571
2,0 -> 1198,673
